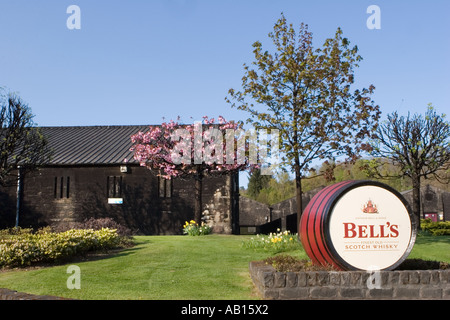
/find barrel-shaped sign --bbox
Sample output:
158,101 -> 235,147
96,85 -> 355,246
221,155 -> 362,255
299,180 -> 416,271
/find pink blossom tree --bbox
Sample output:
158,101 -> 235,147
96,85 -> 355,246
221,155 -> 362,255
131,116 -> 261,225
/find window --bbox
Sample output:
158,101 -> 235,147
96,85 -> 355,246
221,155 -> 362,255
54,177 -> 70,199
54,177 -> 57,198
107,176 -> 122,198
158,177 -> 172,198
66,177 -> 70,198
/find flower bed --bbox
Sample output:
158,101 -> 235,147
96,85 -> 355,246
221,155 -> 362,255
183,220 -> 212,236
241,229 -> 299,252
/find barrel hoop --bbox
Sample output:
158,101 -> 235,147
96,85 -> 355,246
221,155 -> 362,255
313,180 -> 355,269
300,181 -> 352,268
300,184 -> 337,265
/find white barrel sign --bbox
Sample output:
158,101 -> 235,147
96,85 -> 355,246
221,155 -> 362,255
299,180 -> 417,271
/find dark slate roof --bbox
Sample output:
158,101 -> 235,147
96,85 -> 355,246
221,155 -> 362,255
40,126 -> 149,165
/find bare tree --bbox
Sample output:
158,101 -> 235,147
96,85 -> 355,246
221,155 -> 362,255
364,105 -> 450,227
0,90 -> 52,187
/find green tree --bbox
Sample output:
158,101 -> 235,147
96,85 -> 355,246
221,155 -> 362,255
226,14 -> 380,225
250,171 -> 295,205
247,168 -> 272,199
363,105 -> 450,228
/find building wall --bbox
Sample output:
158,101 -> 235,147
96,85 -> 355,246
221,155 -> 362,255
0,166 -> 238,235
239,187 -> 324,234
239,197 -> 271,226
401,184 -> 450,221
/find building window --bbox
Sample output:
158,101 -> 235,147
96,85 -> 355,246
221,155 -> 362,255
54,177 -> 70,199
54,177 -> 58,198
158,177 -> 172,198
60,177 -> 64,198
66,177 -> 70,198
107,176 -> 122,198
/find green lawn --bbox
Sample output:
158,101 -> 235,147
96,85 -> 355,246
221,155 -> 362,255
0,234 -> 448,300
407,234 -> 450,262
0,235 -> 283,300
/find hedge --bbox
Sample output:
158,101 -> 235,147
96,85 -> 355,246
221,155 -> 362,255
421,219 -> 450,236
0,228 -> 120,268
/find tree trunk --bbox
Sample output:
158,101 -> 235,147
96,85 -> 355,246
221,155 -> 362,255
294,163 -> 303,234
194,170 -> 203,225
411,174 -> 421,231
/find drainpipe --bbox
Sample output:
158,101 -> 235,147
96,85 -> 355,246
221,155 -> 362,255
15,166 -> 22,228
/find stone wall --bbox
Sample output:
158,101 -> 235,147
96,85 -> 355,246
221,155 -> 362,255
0,166 -> 239,235
239,187 -> 324,233
401,184 -> 450,221
239,197 -> 271,226
202,174 -> 239,234
249,261 -> 450,300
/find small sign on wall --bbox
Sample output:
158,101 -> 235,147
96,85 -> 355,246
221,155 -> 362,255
108,198 -> 123,204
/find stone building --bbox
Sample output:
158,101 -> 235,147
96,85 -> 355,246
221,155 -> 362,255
0,126 -> 240,234
239,187 -> 323,234
401,184 -> 450,222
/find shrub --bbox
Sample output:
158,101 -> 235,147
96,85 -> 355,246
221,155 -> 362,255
420,219 -> 450,236
52,217 -> 135,237
0,227 -> 34,238
263,254 -> 335,272
75,217 -> 135,237
183,220 -> 212,236
242,229 -> 300,253
0,228 -> 121,268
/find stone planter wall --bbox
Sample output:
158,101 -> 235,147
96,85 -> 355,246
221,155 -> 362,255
249,261 -> 450,300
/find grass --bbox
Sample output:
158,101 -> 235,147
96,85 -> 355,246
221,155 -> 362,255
408,233 -> 450,262
0,235 -> 293,300
0,234 -> 448,300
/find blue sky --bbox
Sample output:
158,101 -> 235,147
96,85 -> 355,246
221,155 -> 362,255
1,0 -> 449,128
1,0 -> 448,187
